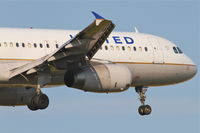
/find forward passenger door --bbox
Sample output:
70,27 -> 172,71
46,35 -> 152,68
149,38 -> 164,64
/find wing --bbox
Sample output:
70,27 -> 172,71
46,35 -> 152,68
9,12 -> 115,79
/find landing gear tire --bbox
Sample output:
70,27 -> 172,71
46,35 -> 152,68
27,99 -> 38,111
144,105 -> 152,115
135,86 -> 152,116
27,94 -> 49,111
34,94 -> 49,109
138,105 -> 152,116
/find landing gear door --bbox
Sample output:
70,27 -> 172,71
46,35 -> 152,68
149,38 -> 164,64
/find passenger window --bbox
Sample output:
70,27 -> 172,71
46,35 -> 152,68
110,46 -> 114,51
122,46 -> 125,51
22,43 -> 25,47
16,43 -> 19,47
105,46 -> 108,50
116,46 -> 120,51
173,47 -> 178,54
56,44 -> 59,48
139,46 -> 142,52
4,42 -> 7,47
127,46 -> 131,51
145,47 -> 148,52
10,42 -> 13,47
46,44 -> 50,48
133,47 -> 136,51
40,43 -> 43,48
28,43 -> 31,48
177,47 -> 183,54
34,43 -> 37,48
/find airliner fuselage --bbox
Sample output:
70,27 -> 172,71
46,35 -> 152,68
0,28 -> 196,88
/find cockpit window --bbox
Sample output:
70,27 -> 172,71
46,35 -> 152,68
173,47 -> 178,54
177,47 -> 183,54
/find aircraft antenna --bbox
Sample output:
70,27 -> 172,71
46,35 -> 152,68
134,27 -> 139,33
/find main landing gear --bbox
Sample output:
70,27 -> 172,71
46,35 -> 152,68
135,86 -> 152,116
27,86 -> 49,111
27,72 -> 51,111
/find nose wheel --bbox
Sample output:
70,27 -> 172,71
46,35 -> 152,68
135,86 -> 152,116
138,105 -> 152,116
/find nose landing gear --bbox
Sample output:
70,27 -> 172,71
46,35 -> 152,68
135,86 -> 152,116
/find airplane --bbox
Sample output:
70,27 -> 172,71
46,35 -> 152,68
0,12 -> 197,116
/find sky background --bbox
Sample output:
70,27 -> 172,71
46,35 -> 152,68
0,0 -> 199,133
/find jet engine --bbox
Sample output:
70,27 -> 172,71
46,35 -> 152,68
64,64 -> 132,93
0,87 -> 36,106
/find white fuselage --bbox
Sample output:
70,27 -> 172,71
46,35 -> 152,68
0,28 -> 197,88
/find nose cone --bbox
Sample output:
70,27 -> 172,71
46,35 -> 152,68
186,57 -> 197,79
182,55 -> 197,81
190,64 -> 197,78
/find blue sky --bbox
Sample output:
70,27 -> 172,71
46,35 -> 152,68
0,0 -> 199,133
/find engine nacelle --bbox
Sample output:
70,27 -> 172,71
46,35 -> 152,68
64,64 -> 132,93
0,87 -> 36,106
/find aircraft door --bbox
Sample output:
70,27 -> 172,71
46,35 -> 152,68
149,38 -> 164,64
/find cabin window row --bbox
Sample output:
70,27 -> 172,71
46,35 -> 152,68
0,42 -> 59,49
101,45 -> 148,52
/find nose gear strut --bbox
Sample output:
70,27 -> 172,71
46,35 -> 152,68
135,86 -> 152,116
